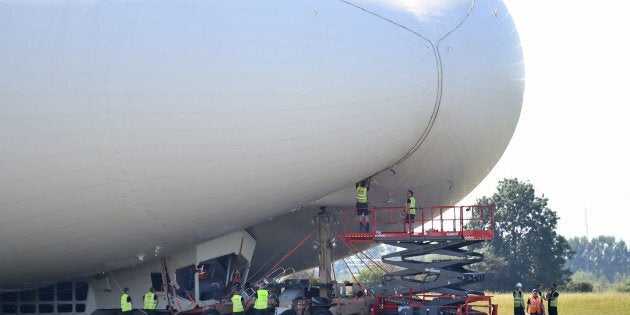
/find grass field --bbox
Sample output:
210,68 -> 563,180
485,291 -> 630,315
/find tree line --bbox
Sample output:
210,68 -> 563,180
469,178 -> 629,292
566,235 -> 630,291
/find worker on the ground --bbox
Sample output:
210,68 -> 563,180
546,283 -> 559,315
253,281 -> 268,315
355,179 -> 370,232
404,190 -> 416,233
232,285 -> 245,315
513,282 -> 525,315
120,287 -> 133,314
143,286 -> 157,315
527,289 -> 543,315
536,283 -> 546,315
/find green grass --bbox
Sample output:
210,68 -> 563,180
486,291 -> 630,315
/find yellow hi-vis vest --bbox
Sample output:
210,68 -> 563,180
144,292 -> 157,310
549,290 -> 559,307
408,196 -> 416,214
356,186 -> 367,203
254,289 -> 268,310
513,291 -> 524,307
232,294 -> 244,312
121,293 -> 132,312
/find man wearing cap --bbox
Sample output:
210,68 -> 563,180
527,289 -> 543,315
512,282 -> 525,315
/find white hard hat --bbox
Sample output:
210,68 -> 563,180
516,282 -> 522,287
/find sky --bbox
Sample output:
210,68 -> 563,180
461,0 -> 630,244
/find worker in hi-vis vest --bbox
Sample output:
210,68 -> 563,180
232,285 -> 245,315
513,282 -> 525,315
527,289 -> 543,315
253,281 -> 268,315
120,287 -> 132,313
355,178 -> 370,232
404,190 -> 417,233
143,287 -> 158,315
546,283 -> 560,315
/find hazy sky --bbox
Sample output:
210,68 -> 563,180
461,0 -> 630,243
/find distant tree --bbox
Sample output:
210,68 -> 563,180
566,236 -> 630,284
565,281 -> 593,292
615,278 -> 630,293
355,266 -> 386,288
569,270 -> 610,291
471,178 -> 574,291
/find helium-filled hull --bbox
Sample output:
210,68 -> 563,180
0,0 -> 523,290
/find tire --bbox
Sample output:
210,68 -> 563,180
310,307 -> 332,315
203,310 -> 220,315
279,310 -> 297,315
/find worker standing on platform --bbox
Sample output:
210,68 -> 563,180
232,285 -> 245,315
527,289 -> 543,315
513,282 -> 525,315
404,190 -> 416,233
253,281 -> 269,315
143,287 -> 157,315
356,179 -> 370,232
120,287 -> 133,314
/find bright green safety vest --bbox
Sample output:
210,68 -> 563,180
549,290 -> 559,307
408,196 -> 416,214
232,294 -> 244,312
254,289 -> 268,310
356,186 -> 367,203
513,291 -> 524,307
144,292 -> 157,310
121,293 -> 132,312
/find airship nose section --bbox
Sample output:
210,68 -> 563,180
318,0 -> 525,206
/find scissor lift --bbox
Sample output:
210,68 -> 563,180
343,205 -> 497,315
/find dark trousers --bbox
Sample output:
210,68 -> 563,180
548,306 -> 558,315
514,306 -> 525,315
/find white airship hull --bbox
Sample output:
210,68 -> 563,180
0,0 -> 523,306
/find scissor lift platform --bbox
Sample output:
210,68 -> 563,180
343,205 -> 497,315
